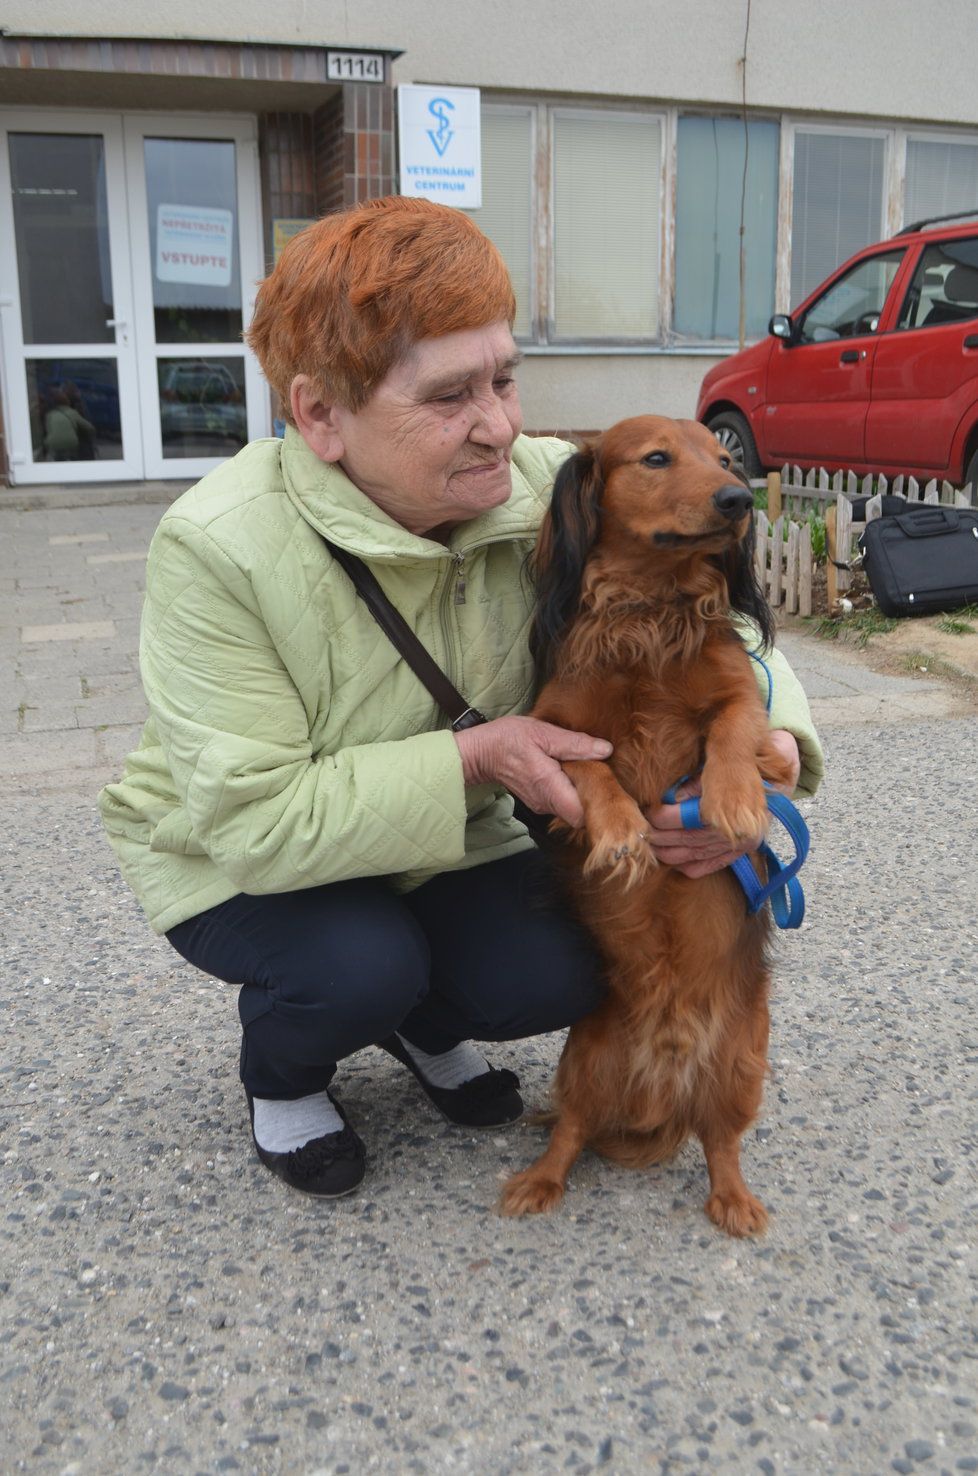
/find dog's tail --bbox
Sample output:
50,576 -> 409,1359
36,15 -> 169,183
589,1118 -> 690,1169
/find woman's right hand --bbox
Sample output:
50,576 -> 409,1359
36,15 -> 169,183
453,716 -> 612,828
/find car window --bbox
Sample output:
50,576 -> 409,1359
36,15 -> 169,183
896,236 -> 978,330
797,250 -> 905,344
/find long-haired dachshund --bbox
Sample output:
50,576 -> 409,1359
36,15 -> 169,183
499,415 -> 797,1236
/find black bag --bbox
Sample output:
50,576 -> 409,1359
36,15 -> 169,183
859,504 -> 978,616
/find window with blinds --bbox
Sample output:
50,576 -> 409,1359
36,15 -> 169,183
905,138 -> 978,227
469,107 -> 534,339
552,111 -> 662,339
674,115 -> 779,341
790,131 -> 886,308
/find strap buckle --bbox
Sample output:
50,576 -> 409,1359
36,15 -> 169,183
451,707 -> 489,731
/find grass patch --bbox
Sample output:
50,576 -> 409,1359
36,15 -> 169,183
811,609 -> 899,648
936,614 -> 977,635
806,510 -> 827,563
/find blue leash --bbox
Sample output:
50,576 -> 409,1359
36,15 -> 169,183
662,780 -> 810,930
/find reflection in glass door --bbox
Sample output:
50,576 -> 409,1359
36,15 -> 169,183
125,117 -> 266,480
0,114 -> 144,482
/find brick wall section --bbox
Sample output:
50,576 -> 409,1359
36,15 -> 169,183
258,112 -> 317,266
313,93 -> 346,215
317,81 -> 396,210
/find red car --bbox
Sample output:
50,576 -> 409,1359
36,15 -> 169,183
696,213 -> 978,486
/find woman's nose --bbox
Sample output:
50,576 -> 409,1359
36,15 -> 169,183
470,394 -> 517,446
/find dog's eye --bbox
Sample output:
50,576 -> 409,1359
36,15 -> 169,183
719,454 -> 732,469
641,450 -> 670,468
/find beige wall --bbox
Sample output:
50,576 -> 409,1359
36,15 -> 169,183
517,355 -> 719,435
4,1 -> 978,128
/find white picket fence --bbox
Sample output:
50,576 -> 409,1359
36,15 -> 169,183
759,464 -> 975,607
754,509 -> 813,616
772,464 -> 975,517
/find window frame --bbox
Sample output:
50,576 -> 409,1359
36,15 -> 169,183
474,101 -> 538,340
546,103 -> 667,346
478,97 -> 978,354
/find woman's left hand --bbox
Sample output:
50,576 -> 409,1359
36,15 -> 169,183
643,729 -> 800,879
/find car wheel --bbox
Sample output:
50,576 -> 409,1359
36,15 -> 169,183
706,411 -> 761,481
964,446 -> 978,495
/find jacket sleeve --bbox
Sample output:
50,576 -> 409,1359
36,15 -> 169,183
140,518 -> 468,894
751,641 -> 825,799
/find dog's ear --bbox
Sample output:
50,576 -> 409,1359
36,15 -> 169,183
720,512 -> 777,653
530,444 -> 604,683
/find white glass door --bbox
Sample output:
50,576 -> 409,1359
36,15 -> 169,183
123,116 -> 266,481
0,112 -> 144,483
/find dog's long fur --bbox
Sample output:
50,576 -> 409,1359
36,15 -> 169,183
499,415 -> 795,1236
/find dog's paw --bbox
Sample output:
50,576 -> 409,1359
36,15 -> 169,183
705,1187 -> 769,1237
699,770 -> 769,848
582,800 -> 655,888
498,1170 -> 566,1217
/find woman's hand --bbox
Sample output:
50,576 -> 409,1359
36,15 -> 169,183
453,716 -> 612,828
643,729 -> 801,879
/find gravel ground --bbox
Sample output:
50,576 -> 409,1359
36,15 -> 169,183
1,498 -> 977,1474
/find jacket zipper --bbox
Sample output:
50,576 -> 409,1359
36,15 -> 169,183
438,554 -> 466,700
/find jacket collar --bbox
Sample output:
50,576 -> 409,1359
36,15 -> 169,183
279,427 -> 543,563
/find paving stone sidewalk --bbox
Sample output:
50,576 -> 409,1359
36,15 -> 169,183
2,487 -> 977,1476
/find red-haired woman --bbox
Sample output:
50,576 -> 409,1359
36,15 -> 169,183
100,198 -> 820,1198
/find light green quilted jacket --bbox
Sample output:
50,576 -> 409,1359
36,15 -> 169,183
99,428 -> 824,934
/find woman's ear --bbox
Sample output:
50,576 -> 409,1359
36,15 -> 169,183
290,375 -> 346,463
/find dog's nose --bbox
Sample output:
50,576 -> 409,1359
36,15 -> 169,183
712,484 -> 754,520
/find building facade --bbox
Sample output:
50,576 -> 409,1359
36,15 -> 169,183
1,1 -> 977,485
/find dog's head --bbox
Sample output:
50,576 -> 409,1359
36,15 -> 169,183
531,415 -> 774,677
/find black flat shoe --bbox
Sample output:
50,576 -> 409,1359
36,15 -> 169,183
246,1091 -> 366,1198
377,1035 -> 524,1129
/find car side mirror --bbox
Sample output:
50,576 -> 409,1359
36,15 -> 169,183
769,313 -> 795,342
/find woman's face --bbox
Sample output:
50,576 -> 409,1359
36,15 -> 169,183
314,321 -> 524,536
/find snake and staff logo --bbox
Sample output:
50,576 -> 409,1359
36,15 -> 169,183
426,97 -> 455,158
397,84 -> 482,208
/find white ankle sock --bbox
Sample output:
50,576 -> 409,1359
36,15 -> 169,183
397,1034 -> 489,1090
252,1090 -> 344,1153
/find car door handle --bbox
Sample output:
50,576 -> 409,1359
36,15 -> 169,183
840,349 -> 860,363
964,334 -> 978,349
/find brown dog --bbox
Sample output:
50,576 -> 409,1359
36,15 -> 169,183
499,416 -> 796,1236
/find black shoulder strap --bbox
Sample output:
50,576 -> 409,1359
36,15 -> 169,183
323,538 -> 488,731
323,536 -> 548,842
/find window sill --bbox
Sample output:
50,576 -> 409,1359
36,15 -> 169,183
517,342 -> 750,357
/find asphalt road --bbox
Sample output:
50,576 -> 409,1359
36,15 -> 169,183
2,491 -> 976,1475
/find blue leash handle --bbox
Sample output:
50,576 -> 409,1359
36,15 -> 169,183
662,781 -> 809,930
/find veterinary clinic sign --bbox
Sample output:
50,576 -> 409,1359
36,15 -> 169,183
156,205 -> 233,286
398,85 -> 481,209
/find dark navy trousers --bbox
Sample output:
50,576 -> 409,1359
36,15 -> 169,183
166,850 -> 605,1099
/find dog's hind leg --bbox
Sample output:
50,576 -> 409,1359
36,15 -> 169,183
701,1132 -> 768,1237
698,998 -> 770,1237
497,1109 -> 587,1217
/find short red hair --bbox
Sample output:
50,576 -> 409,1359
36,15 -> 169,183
246,196 -> 516,418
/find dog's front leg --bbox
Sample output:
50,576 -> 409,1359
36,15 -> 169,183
698,698 -> 772,848
563,759 -> 655,887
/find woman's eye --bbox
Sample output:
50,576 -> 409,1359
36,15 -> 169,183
434,391 -> 464,405
493,376 -> 515,392
642,450 -> 670,468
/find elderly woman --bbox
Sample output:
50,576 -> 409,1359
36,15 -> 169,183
100,197 -> 823,1199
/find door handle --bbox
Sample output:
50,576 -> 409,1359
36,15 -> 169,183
964,334 -> 978,349
105,318 -> 128,329
840,349 -> 860,363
